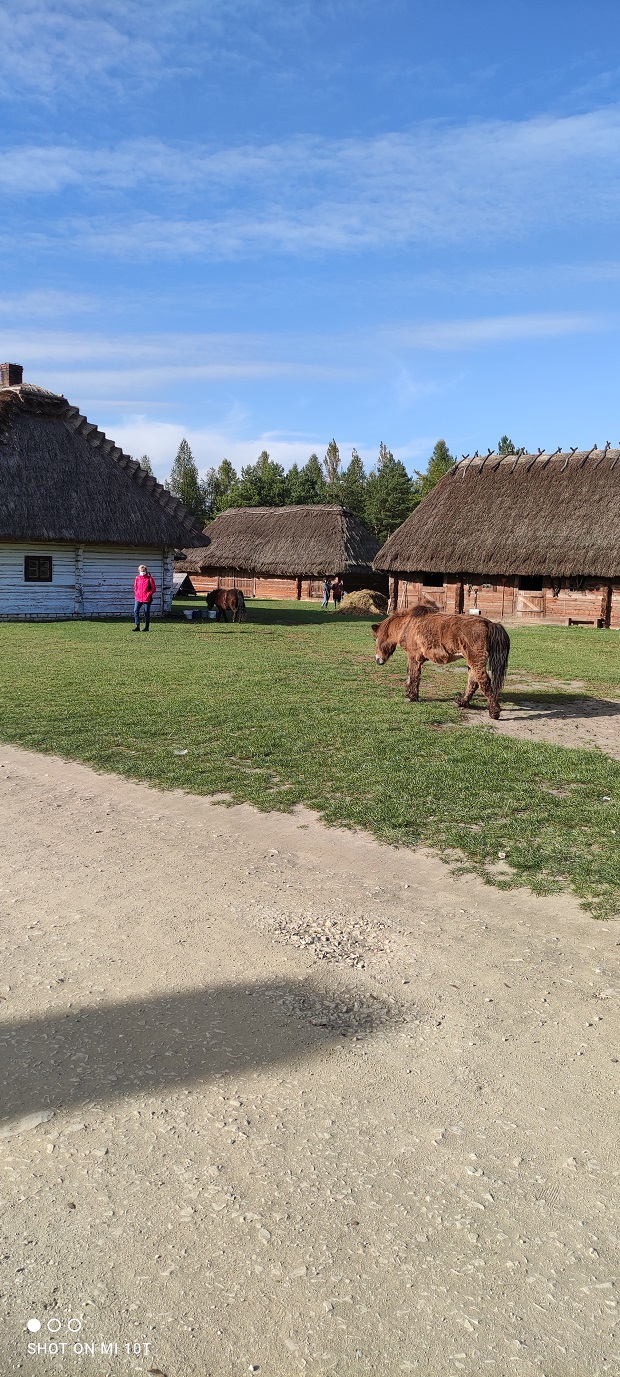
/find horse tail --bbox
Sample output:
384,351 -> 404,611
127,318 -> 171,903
236,590 -> 247,622
488,620 -> 510,694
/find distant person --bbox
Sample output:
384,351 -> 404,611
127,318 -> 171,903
332,577 -> 344,609
321,576 -> 332,609
133,564 -> 157,632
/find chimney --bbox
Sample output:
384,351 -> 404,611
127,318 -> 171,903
0,363 -> 23,387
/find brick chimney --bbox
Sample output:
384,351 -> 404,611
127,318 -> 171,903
0,363 -> 23,387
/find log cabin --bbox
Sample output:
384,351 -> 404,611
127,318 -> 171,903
176,504 -> 384,600
374,447 -> 620,627
0,364 -> 203,620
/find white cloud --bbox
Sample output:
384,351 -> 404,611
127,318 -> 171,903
103,416 -> 430,479
388,311 -> 607,349
1,311 -> 604,391
3,109 -> 620,255
0,0 -> 311,102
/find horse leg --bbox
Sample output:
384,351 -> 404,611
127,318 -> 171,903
456,667 -> 479,708
475,663 -> 501,719
406,655 -> 424,701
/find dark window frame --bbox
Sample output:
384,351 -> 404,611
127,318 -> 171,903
518,575 -> 544,593
421,572 -> 445,587
24,555 -> 53,583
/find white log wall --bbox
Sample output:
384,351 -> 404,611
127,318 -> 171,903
0,543 -> 170,619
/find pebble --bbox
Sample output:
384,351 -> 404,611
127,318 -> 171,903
0,1110 -> 54,1140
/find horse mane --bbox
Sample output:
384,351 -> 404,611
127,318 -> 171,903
408,602 -> 440,618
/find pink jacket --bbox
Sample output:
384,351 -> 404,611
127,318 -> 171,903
134,573 -> 156,603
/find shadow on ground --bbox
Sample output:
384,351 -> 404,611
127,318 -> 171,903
500,691 -> 620,721
0,977 -> 404,1124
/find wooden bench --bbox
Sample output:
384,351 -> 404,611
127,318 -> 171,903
567,617 -> 604,629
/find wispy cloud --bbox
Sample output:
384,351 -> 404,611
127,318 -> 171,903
387,311 -> 608,349
0,0 -> 314,103
2,311 -> 606,399
3,108 -> 620,256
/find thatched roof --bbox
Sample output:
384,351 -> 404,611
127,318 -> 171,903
0,379 -> 204,547
176,505 -> 380,576
374,448 -> 620,579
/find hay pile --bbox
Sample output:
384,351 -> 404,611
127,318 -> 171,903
338,589 -> 389,617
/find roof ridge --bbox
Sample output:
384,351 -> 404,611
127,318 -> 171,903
454,446 -> 620,476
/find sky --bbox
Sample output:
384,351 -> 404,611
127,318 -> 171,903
2,0 -> 620,481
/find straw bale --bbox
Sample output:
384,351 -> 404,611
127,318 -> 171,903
337,589 -> 389,616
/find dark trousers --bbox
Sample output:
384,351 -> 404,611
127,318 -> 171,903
134,600 -> 152,629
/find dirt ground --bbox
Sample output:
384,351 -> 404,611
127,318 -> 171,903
464,676 -> 620,761
1,744 -> 619,1377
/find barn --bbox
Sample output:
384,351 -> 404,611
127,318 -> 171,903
176,504 -> 383,600
0,364 -> 203,620
374,447 -> 620,628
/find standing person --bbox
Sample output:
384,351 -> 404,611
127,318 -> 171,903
133,564 -> 157,632
332,576 -> 344,609
321,576 -> 332,609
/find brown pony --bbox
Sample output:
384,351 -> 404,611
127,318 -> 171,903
206,588 -> 247,622
371,604 -> 510,718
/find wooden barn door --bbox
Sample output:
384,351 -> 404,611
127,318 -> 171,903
515,590 -> 544,618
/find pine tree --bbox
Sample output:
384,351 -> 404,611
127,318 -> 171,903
416,439 -> 455,499
323,438 -> 340,485
498,435 -> 518,455
364,442 -> 415,542
138,454 -> 153,475
201,458 -> 238,516
167,438 -> 205,522
230,451 -> 288,507
338,448 -> 367,519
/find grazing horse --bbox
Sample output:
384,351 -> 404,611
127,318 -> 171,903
206,588 -> 247,623
372,604 -> 510,719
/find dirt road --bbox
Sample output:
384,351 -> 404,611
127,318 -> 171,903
1,745 -> 618,1377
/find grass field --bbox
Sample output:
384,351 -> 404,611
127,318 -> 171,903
0,602 -> 619,916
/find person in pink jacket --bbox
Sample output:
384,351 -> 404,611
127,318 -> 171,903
133,564 -> 157,631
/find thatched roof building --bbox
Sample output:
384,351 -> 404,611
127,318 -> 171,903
176,504 -> 383,600
374,448 -> 620,627
0,363 -> 203,620
0,372 -> 202,548
179,504 -> 380,576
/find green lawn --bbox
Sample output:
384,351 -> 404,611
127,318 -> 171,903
0,602 -> 619,916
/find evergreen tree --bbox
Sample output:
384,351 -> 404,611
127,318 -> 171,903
323,438 -> 340,485
201,458 -> 238,517
416,439 -> 455,499
287,455 -> 327,505
138,454 -> 153,475
168,438 -> 205,522
338,448 -> 367,519
229,450 -> 288,507
498,435 -> 518,455
364,442 -> 415,542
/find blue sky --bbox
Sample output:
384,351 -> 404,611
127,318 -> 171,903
2,0 -> 620,480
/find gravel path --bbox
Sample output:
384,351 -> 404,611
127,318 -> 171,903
1,745 -> 618,1377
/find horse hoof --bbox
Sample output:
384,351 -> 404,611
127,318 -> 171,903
490,710 -> 500,720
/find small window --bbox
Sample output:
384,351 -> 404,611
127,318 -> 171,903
421,572 -> 444,587
518,575 -> 543,592
24,556 -> 53,582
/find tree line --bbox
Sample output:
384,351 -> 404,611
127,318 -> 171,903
136,434 -> 519,544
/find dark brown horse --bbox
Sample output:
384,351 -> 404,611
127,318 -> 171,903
372,604 -> 510,718
206,588 -> 247,622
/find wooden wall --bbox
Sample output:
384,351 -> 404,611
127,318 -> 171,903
185,569 -> 384,601
0,542 -> 170,619
188,572 -> 328,600
391,574 -> 620,628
